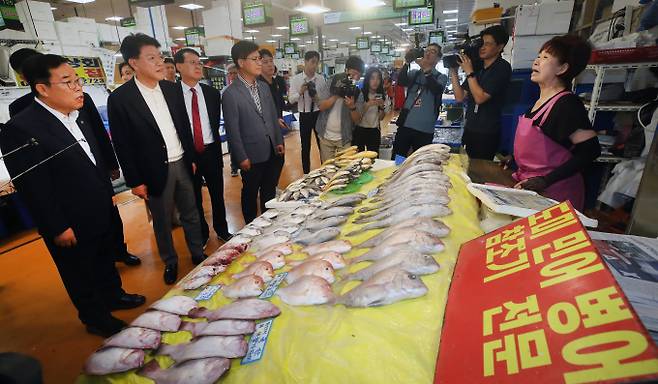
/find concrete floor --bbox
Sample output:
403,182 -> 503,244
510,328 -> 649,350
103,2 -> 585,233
0,130 -> 324,383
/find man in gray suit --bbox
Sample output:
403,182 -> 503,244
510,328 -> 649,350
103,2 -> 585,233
223,41 -> 285,224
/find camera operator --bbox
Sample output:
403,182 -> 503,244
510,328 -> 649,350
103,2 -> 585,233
315,56 -> 365,163
450,25 -> 512,160
393,43 -> 447,158
289,51 -> 326,174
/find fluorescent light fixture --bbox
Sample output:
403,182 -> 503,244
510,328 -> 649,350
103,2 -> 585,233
245,29 -> 259,33
68,0 -> 95,3
291,37 -> 301,41
276,26 -> 289,30
306,40 -> 314,43
443,9 -> 458,14
294,4 -> 330,14
341,41 -> 350,44
350,43 -> 357,46
329,38 -> 338,41
401,28 -> 413,32
394,22 -> 407,26
298,44 -> 306,47
174,37 -> 186,41
445,18 -> 458,22
349,26 -> 361,30
400,43 -> 410,47
114,53 -> 123,57
172,26 -> 187,30
179,3 -> 204,10
266,39 -> 277,43
105,16 -> 123,22
50,6 -> 57,10
271,34 -> 283,37
373,35 -> 380,38
363,31 -> 372,35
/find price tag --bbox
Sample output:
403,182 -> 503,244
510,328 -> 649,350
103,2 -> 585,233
241,319 -> 274,365
259,272 -> 287,299
194,285 -> 221,301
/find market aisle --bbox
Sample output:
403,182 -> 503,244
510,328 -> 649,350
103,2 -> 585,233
0,130 -> 321,383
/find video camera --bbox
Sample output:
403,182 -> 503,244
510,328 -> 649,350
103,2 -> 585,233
442,35 -> 483,69
304,80 -> 317,98
331,74 -> 360,99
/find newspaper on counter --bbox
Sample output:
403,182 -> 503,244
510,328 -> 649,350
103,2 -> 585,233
589,231 -> 658,343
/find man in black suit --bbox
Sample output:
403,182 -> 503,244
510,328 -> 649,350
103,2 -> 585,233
8,48 -> 142,267
223,41 -> 285,224
108,34 -> 205,284
173,48 -> 232,244
0,55 -> 145,337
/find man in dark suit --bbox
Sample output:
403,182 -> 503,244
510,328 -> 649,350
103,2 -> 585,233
173,48 -> 232,244
8,49 -> 142,267
223,41 -> 285,224
0,55 -> 145,337
108,34 -> 205,284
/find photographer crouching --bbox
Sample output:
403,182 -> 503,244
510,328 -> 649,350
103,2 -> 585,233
450,25 -> 512,160
316,56 -> 365,162
393,43 -> 448,158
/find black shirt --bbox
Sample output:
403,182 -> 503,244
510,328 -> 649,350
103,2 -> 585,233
525,92 -> 592,149
259,75 -> 286,118
463,56 -> 512,134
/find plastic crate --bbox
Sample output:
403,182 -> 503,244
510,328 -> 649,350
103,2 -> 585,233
589,46 -> 658,64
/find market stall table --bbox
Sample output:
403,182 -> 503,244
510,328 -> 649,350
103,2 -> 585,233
467,158 -> 516,187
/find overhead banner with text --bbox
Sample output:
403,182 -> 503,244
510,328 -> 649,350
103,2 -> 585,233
436,201 -> 658,384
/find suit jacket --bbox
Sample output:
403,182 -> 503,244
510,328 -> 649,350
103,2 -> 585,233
176,81 -> 223,167
107,78 -> 196,197
222,78 -> 283,165
0,102 -> 115,240
9,92 -> 119,173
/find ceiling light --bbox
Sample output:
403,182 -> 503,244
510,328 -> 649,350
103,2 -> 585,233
294,4 -> 330,14
271,34 -> 283,37
298,44 -> 306,47
445,18 -> 458,22
276,26 -> 289,30
341,41 -> 350,44
179,3 -> 204,10
394,22 -> 407,26
265,39 -> 277,43
67,0 -> 95,3
105,16 -> 123,22
355,0 -> 385,7
401,28 -> 413,32
291,37 -> 301,41
114,53 -> 123,57
306,40 -> 314,43
174,37 -> 186,41
172,26 -> 187,30
350,43 -> 357,46
400,43 -> 409,47
443,9 -> 458,14
363,31 -> 372,35
245,29 -> 259,33
349,26 -> 361,30
50,6 -> 57,10
329,38 -> 338,42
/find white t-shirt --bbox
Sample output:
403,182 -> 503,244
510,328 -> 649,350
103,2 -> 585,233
324,100 -> 343,141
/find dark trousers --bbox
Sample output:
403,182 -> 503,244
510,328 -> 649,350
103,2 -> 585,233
392,126 -> 434,159
241,150 -> 284,224
462,130 -> 500,160
43,229 -> 124,326
353,126 -> 381,155
193,141 -> 230,241
299,111 -> 321,174
111,205 -> 129,260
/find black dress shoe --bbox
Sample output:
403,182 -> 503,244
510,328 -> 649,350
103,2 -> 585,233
116,253 -> 142,266
108,293 -> 146,310
191,254 -> 208,265
85,317 -> 127,338
164,264 -> 178,285
217,233 -> 233,243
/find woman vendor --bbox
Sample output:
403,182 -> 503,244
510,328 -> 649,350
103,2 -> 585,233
511,35 -> 601,211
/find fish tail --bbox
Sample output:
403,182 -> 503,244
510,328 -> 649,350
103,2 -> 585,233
137,359 -> 162,379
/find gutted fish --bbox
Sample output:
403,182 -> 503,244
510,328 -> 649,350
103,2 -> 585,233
181,319 -> 256,336
286,259 -> 335,284
84,347 -> 145,375
103,327 -> 161,350
157,336 -> 247,362
276,276 -> 335,306
138,357 -> 230,384
190,299 -> 281,321
150,296 -> 197,316
131,311 -> 181,332
337,267 -> 428,307
223,275 -> 265,299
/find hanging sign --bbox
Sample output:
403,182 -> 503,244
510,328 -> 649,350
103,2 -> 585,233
66,56 -> 107,85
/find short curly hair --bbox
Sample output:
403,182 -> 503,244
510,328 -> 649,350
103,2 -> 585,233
539,35 -> 592,87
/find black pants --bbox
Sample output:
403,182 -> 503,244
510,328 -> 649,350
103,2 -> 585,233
111,205 -> 129,260
353,126 -> 382,155
43,229 -> 124,326
462,130 -> 500,160
299,111 -> 321,174
193,142 -> 230,240
241,150 -> 285,224
392,126 -> 434,159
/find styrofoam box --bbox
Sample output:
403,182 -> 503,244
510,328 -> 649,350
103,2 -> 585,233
511,34 -> 560,70
98,23 -> 120,43
514,4 -> 540,36
118,26 -> 135,40
79,31 -> 99,46
15,0 -> 54,22
66,17 -> 96,25
55,21 -> 82,45
70,21 -> 98,34
29,20 -> 58,41
536,0 -> 575,35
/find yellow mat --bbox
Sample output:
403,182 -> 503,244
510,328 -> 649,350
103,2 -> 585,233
77,155 -> 483,384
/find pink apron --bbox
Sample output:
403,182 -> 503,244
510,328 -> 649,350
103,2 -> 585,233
512,91 -> 585,211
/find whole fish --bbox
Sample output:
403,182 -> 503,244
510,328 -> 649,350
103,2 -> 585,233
204,249 -> 241,266
190,299 -> 281,321
372,182 -> 450,201
257,250 -> 286,269
356,228 -> 445,250
377,176 -> 451,195
392,172 -> 452,187
336,267 -> 428,307
353,204 -> 452,226
276,276 -> 335,306
158,336 -> 247,362
262,224 -> 300,235
150,296 -> 197,316
232,261 -> 274,282
294,227 -> 341,246
219,242 -> 249,253
303,240 -> 352,256
252,234 -> 290,251
180,266 -> 226,290
294,206 -> 318,216
237,226 -> 261,237
310,206 -> 354,220
254,242 -> 294,257
181,319 -> 255,336
138,358 -> 230,384
385,163 -> 444,184
223,275 -> 265,299
292,251 -> 347,270
286,259 -> 335,284
227,235 -> 253,245
325,193 -> 367,207
131,311 -> 181,332
354,241 -> 445,263
250,217 -> 272,228
348,217 -> 450,238
103,327 -> 161,350
84,347 -> 145,375
353,201 -> 448,224
358,192 -> 451,214
346,250 -> 440,281
303,215 -> 348,231
262,209 -> 279,219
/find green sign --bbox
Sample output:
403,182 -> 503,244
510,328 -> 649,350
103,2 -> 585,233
429,30 -> 444,44
185,27 -> 205,46
0,0 -> 22,31
356,36 -> 369,50
283,42 -> 297,54
393,0 -> 426,10
120,17 -> 136,27
408,6 -> 434,26
289,14 -> 310,36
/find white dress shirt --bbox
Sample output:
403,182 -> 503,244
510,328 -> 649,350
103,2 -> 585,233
35,97 -> 96,165
182,82 -> 214,145
134,76 -> 184,162
289,72 -> 327,113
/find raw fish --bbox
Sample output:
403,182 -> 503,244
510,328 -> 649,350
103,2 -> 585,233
310,206 -> 354,219
232,261 -> 274,282
190,299 -> 281,321
181,319 -> 256,336
357,193 -> 450,215
180,266 -> 226,290
294,227 -> 341,246
237,226 -> 261,237
303,216 -> 348,231
325,193 -> 367,207
354,203 -> 451,224
84,347 -> 144,375
346,250 -> 440,281
157,336 -> 247,362
138,358 -> 230,384
254,242 -> 294,257
276,276 -> 335,306
150,296 -> 197,316
257,250 -> 286,269
204,249 -> 241,266
250,217 -> 272,228
286,259 -> 335,284
219,242 -> 249,253
223,275 -> 264,299
350,205 -> 452,232
347,217 -> 450,238
131,311 -> 181,332
292,251 -> 347,270
252,234 -> 290,250
227,235 -> 253,245
356,229 -> 445,250
103,327 -> 161,349
337,267 -> 428,307
303,240 -> 352,256
354,241 -> 445,263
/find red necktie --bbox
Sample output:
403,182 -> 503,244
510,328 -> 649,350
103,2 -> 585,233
190,88 -> 204,153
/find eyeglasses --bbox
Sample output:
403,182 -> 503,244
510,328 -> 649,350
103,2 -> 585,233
242,56 -> 263,62
51,77 -> 84,90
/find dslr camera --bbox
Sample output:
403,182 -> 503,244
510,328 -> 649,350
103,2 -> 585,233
304,80 -> 317,98
442,35 -> 483,69
331,74 -> 360,99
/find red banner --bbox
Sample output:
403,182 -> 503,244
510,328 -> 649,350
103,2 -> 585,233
435,201 -> 658,384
